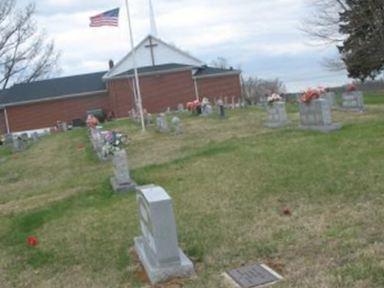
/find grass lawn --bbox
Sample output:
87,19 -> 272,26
1,95 -> 384,287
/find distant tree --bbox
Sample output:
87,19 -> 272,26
338,0 -> 384,80
0,0 -> 60,89
242,76 -> 286,104
303,0 -> 384,80
210,57 -> 230,69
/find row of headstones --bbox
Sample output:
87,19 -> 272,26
265,91 -> 364,132
109,149 -> 194,284
2,132 -> 40,152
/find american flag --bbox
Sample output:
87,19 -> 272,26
90,8 -> 120,27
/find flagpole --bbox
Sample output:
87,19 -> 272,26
124,0 -> 146,132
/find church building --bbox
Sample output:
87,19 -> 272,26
0,34 -> 241,134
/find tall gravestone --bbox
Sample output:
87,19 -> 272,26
299,98 -> 341,132
341,91 -> 364,112
90,128 -> 108,161
265,101 -> 289,128
110,150 -> 136,193
134,185 -> 195,284
156,114 -> 169,133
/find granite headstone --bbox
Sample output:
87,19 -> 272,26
134,185 -> 195,284
265,101 -> 289,128
341,91 -> 364,112
110,149 -> 136,193
299,98 -> 341,132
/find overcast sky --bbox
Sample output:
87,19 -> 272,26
20,0 -> 350,92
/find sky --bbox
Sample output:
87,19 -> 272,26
19,0 -> 350,92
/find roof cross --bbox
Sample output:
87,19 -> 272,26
145,36 -> 158,66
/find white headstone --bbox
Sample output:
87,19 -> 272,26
134,185 -> 195,284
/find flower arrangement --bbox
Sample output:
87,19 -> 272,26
346,83 -> 357,92
267,93 -> 282,104
300,88 -> 321,103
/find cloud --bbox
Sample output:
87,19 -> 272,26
23,0 -> 349,91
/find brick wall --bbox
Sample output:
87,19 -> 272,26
196,74 -> 241,103
0,109 -> 6,134
108,70 -> 196,114
107,79 -> 136,118
6,92 -> 110,132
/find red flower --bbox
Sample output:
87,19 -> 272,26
300,89 -> 321,103
27,236 -> 38,247
283,208 -> 292,216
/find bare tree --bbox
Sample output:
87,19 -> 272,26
302,0 -> 348,44
0,0 -> 60,90
301,0 -> 349,71
242,76 -> 286,104
210,57 -> 230,69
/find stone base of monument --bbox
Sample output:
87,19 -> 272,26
264,101 -> 289,128
340,91 -> 364,112
134,236 -> 195,284
110,177 -> 136,193
299,98 -> 342,133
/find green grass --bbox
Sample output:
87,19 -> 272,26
1,98 -> 384,287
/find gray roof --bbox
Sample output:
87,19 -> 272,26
193,66 -> 240,77
0,71 -> 107,107
113,63 -> 240,79
113,63 -> 192,78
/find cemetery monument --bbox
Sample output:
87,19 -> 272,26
265,94 -> 289,128
299,89 -> 341,133
134,185 -> 195,284
110,149 -> 136,193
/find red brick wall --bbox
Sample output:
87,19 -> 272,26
0,109 -> 6,134
108,70 -> 196,114
6,92 -> 110,132
107,79 -> 136,118
196,74 -> 241,103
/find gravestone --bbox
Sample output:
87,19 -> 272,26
110,149 -> 136,193
177,103 -> 185,112
299,98 -> 341,132
225,263 -> 283,288
217,99 -> 226,118
201,104 -> 213,116
341,91 -> 364,112
321,92 -> 336,107
13,137 -> 24,152
171,116 -> 182,134
265,101 -> 289,128
156,114 -> 169,133
134,185 -> 195,284
31,132 -> 39,141
4,134 -> 13,146
90,128 -> 108,160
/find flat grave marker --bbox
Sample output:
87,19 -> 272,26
224,263 -> 283,288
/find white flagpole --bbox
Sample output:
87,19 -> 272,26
149,0 -> 158,37
124,0 -> 146,132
